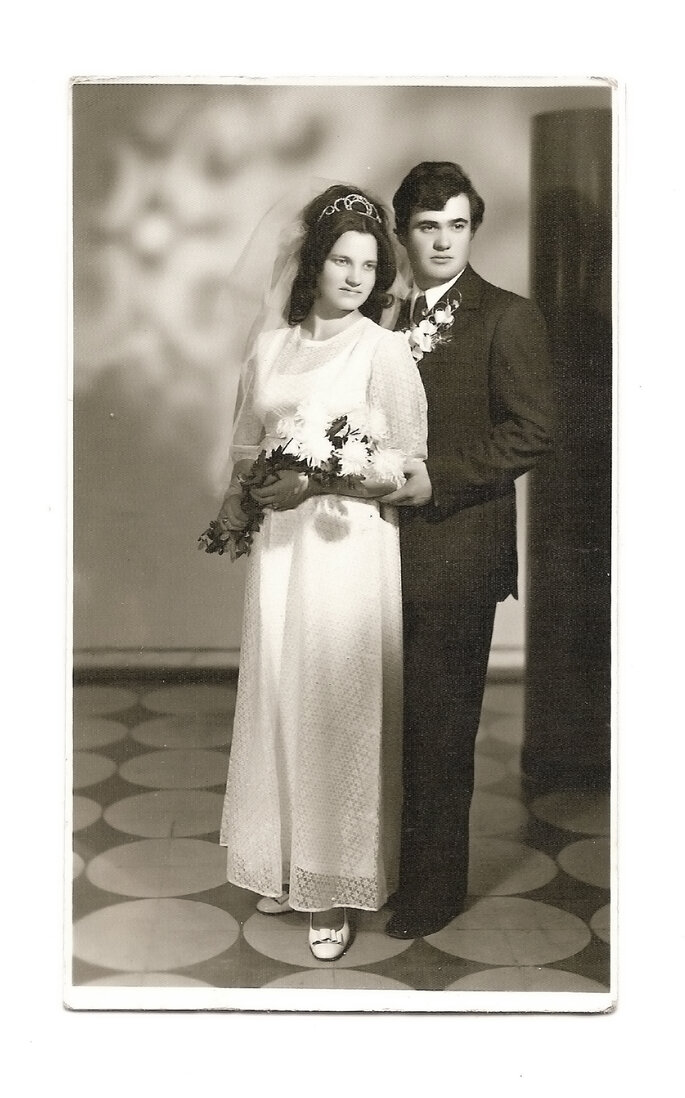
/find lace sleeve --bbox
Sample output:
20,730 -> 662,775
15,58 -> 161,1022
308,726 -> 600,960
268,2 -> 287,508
229,352 -> 265,464
367,330 -> 428,459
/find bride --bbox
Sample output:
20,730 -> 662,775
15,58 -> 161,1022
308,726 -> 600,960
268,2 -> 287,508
216,183 -> 427,961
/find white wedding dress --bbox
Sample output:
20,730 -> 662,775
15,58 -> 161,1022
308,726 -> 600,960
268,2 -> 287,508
219,315 -> 427,912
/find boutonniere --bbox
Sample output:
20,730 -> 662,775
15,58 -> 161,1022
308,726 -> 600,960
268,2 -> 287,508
403,293 -> 461,363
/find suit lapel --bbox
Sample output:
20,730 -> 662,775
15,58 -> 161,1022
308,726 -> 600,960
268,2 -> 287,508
434,264 -> 482,315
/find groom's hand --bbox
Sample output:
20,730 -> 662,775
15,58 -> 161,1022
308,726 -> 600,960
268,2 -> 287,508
383,459 -> 433,507
250,470 -> 310,511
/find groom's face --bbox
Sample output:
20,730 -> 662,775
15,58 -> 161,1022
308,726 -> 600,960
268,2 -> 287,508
400,193 -> 473,290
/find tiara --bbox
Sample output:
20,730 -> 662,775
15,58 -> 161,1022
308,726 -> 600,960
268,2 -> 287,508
317,192 -> 382,223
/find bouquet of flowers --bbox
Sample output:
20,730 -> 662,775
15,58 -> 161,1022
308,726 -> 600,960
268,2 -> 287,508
404,294 -> 461,363
198,400 -> 406,560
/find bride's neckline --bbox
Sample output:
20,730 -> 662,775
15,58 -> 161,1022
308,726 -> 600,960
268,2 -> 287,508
296,315 -> 368,344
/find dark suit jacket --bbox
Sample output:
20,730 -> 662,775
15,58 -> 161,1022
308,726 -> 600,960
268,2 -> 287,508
398,264 -> 555,604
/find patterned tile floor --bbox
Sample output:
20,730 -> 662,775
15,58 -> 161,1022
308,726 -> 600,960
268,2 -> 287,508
69,676 -> 612,1009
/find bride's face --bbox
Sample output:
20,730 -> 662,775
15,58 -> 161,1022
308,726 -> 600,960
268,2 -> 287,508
316,230 -> 378,317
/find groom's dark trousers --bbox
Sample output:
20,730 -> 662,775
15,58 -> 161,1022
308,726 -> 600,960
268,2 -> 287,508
394,264 -> 555,930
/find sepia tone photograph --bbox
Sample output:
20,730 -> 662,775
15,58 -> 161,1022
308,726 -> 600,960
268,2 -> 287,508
67,77 -> 615,1012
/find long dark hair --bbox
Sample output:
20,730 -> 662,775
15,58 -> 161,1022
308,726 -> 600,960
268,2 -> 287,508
288,185 -> 397,325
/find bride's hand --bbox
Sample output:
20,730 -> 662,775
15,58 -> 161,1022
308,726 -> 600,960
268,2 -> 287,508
216,492 -> 249,530
250,470 -> 310,511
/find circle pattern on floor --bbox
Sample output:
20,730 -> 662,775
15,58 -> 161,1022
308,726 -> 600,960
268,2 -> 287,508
73,718 -> 128,749
73,751 -> 117,790
426,897 -> 591,965
529,792 -> 610,835
557,837 -> 610,889
264,970 -> 411,990
104,790 -> 224,838
141,685 -> 237,715
86,838 -> 228,897
70,678 -> 610,996
470,792 -> 529,835
468,839 -> 558,896
243,909 -> 413,970
74,686 -> 137,716
131,714 -> 231,750
73,795 -> 103,832
445,966 -> 607,992
85,972 -> 212,987
73,898 -> 239,971
590,904 -> 610,944
119,749 -> 228,789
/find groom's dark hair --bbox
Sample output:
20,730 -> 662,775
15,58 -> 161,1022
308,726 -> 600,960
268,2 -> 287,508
392,161 -> 485,238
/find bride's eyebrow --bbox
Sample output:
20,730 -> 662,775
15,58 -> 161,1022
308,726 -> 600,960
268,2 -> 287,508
329,250 -> 377,262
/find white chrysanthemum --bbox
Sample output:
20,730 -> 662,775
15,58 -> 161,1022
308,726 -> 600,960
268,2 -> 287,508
264,434 -> 302,458
295,398 -> 330,434
275,413 -> 299,440
338,437 -> 371,477
297,428 -> 334,468
343,405 -> 389,443
369,447 -> 406,487
344,405 -> 370,435
283,436 -> 303,457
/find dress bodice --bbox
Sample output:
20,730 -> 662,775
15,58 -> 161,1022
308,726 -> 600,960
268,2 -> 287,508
254,319 -> 380,431
230,316 -> 428,466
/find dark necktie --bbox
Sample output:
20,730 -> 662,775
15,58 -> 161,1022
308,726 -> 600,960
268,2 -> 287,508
411,293 -> 427,326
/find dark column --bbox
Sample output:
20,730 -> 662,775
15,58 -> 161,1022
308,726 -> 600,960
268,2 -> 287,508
523,108 -> 612,792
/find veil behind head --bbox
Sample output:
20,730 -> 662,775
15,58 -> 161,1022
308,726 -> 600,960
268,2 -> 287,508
225,177 -> 335,365
210,178 -> 337,493
210,176 -> 410,492
225,176 -> 411,358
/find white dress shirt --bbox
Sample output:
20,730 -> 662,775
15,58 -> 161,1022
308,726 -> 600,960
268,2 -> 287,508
410,268 -> 466,319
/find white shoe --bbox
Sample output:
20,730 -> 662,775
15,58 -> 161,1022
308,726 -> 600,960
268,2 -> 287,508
256,892 -> 293,915
308,911 -> 351,961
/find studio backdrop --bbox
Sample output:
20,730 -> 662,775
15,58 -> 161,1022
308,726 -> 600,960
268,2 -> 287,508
72,80 -> 612,673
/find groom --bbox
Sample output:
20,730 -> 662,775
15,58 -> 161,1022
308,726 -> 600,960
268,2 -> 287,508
383,161 -> 555,939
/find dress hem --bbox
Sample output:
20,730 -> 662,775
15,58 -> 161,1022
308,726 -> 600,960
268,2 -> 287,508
225,874 -> 392,914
